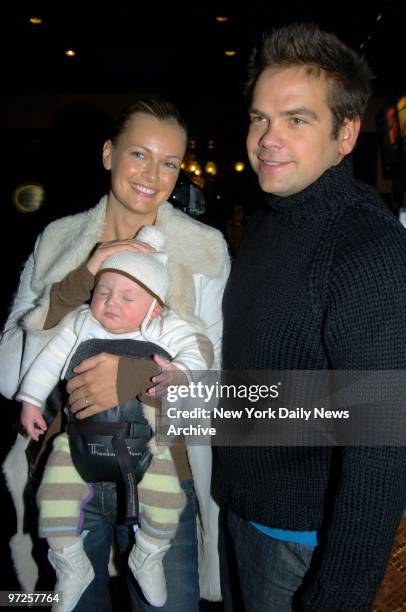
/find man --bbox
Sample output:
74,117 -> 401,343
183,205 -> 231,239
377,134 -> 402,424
215,22 -> 406,611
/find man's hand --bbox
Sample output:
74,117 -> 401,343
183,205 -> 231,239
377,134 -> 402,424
148,354 -> 188,399
67,352 -> 119,419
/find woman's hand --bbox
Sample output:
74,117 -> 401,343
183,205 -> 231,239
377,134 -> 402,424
148,354 -> 188,399
86,239 -> 155,275
21,401 -> 47,441
66,353 -> 119,418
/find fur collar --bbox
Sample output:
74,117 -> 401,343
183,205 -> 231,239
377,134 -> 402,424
31,197 -> 108,293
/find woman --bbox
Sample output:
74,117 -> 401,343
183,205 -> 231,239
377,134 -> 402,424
1,98 -> 230,611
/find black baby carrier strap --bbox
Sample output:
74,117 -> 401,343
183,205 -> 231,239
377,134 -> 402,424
65,338 -> 171,525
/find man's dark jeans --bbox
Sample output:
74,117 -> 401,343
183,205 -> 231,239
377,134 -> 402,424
219,507 -> 315,611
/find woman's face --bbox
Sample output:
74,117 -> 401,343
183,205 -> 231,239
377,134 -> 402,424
103,112 -> 187,223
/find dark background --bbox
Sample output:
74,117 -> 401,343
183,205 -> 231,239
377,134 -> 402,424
0,1 -> 404,293
0,1 -> 405,605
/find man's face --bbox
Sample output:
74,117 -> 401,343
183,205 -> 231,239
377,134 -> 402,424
246,66 -> 357,197
90,272 -> 155,334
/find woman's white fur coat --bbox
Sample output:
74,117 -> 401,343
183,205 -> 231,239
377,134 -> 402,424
1,197 -> 230,601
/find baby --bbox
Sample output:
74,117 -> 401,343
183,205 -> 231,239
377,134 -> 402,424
17,227 -> 213,611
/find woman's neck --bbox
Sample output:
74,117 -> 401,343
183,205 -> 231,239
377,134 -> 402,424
102,196 -> 157,241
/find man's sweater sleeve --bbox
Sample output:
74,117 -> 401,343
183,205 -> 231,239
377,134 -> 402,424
300,218 -> 406,611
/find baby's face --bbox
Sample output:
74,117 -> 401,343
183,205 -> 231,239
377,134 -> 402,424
91,272 -> 155,333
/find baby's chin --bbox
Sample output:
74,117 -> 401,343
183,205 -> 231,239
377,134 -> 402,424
100,316 -> 132,334
104,324 -> 134,334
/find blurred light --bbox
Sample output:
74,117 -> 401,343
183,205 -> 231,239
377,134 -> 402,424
234,162 -> 245,172
205,161 -> 217,175
189,163 -> 197,172
225,50 -> 236,57
376,14 -> 382,21
29,17 -> 43,24
216,195 -> 221,200
180,162 -> 186,169
13,183 -> 45,214
208,139 -> 216,149
194,169 -> 202,176
191,173 -> 204,189
216,16 -> 229,22
65,49 -> 77,57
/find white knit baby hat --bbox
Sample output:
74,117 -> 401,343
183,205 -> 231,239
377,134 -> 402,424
98,226 -> 169,304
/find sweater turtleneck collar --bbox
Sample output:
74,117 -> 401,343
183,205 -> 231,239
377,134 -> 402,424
264,156 -> 354,227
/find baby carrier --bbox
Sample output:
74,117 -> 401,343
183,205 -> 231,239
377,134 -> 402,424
65,337 -> 171,525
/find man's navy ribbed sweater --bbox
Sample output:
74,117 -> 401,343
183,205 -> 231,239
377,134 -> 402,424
215,158 -> 406,611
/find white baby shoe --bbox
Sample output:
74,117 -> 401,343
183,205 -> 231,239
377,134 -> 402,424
128,531 -> 170,607
48,539 -> 94,612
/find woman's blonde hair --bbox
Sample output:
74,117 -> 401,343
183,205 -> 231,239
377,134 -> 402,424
111,98 -> 188,144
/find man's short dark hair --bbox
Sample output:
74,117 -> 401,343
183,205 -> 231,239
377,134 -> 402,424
246,22 -> 372,138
